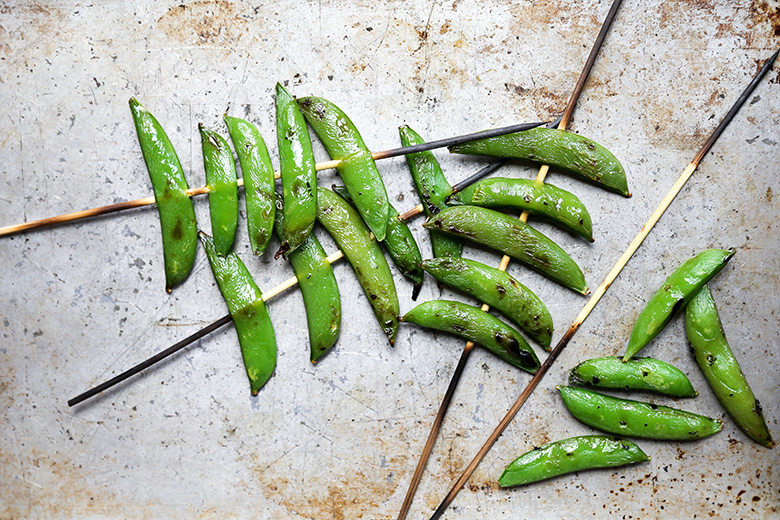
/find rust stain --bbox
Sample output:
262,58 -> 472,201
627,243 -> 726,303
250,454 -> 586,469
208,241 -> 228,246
156,1 -> 251,47
504,83 -> 568,121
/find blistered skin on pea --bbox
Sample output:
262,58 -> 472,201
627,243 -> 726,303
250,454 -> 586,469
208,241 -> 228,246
569,356 -> 697,397
200,125 -> 239,256
686,285 -> 774,448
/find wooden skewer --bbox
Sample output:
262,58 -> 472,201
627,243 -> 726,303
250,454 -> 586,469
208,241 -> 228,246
428,47 -> 780,520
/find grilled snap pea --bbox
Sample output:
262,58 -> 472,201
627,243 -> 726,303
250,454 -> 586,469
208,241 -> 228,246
199,125 -> 239,256
224,115 -> 275,256
623,248 -> 736,362
399,125 -> 463,258
449,177 -> 593,242
401,300 -> 541,373
498,435 -> 650,488
200,232 -> 276,395
423,206 -> 588,294
129,98 -> 197,292
316,187 -> 399,345
276,83 -> 317,256
569,356 -> 697,397
298,96 -> 389,241
686,285 -> 774,448
558,386 -> 723,441
449,127 -> 629,197
422,257 -> 553,350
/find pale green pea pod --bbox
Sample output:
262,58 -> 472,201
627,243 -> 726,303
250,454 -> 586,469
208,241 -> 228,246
569,356 -> 697,397
199,125 -> 239,256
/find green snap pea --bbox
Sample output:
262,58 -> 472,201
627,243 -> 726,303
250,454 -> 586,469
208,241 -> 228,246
199,125 -> 239,256
686,285 -> 774,448
422,257 -> 553,349
401,300 -> 541,373
129,98 -> 197,292
200,232 -> 276,395
449,127 -> 629,197
316,187 -> 399,345
449,177 -> 593,241
557,386 -> 723,441
623,248 -> 736,362
398,125 -> 463,258
298,96 -> 389,241
423,206 -> 588,294
498,435 -> 650,488
569,356 -> 697,397
276,83 -> 317,256
224,115 -> 275,256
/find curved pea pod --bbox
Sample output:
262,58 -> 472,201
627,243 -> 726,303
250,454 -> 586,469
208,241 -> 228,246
449,177 -> 593,242
498,435 -> 650,488
298,96 -> 389,241
449,127 -> 629,197
686,285 -> 774,448
623,248 -> 736,362
399,125 -> 463,258
129,98 -> 197,292
316,187 -> 399,345
224,115 -> 275,256
557,386 -> 723,441
422,257 -> 553,349
199,233 -> 276,395
276,83 -> 317,256
423,206 -> 588,294
401,300 -> 540,373
569,356 -> 697,397
199,125 -> 239,256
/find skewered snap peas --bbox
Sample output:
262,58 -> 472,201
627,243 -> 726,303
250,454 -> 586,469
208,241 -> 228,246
569,356 -> 697,397
498,435 -> 649,488
199,125 -> 239,256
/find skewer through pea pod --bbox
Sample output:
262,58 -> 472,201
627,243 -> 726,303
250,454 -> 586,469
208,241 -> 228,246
423,206 -> 588,294
569,356 -> 697,397
685,285 -> 774,448
622,248 -> 736,361
199,125 -> 239,256
449,127 -> 630,197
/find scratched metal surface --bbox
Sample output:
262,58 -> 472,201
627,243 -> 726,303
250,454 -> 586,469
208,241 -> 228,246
0,1 -> 778,518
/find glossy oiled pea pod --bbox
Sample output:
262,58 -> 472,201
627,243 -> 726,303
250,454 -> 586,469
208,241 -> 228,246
298,96 -> 389,241
569,356 -> 697,397
449,127 -> 630,197
449,177 -> 594,242
316,187 -> 399,345
200,233 -> 276,395
399,125 -> 463,258
401,300 -> 541,373
558,386 -> 723,441
276,83 -> 317,256
686,285 -> 774,448
498,435 -> 650,488
423,206 -> 588,294
623,248 -> 736,362
224,115 -> 275,256
422,257 -> 553,349
129,98 -> 197,292
199,125 -> 239,256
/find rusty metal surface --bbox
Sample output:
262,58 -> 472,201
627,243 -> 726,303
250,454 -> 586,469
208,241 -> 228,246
0,1 -> 778,518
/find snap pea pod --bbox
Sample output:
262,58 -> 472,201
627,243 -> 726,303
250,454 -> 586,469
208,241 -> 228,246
199,233 -> 276,395
569,356 -> 697,397
423,206 -> 588,294
558,386 -> 723,441
401,300 -> 540,373
298,96 -> 390,241
224,115 -> 275,256
199,125 -> 239,256
686,285 -> 774,448
129,98 -> 197,292
421,257 -> 553,349
498,435 -> 650,488
276,83 -> 317,256
623,248 -> 736,362
399,125 -> 462,258
449,177 -> 593,241
449,127 -> 630,197
316,187 -> 399,345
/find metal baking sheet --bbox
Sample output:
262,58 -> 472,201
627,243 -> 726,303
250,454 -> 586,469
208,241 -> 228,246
1,1 -> 778,518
